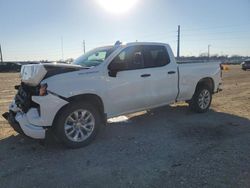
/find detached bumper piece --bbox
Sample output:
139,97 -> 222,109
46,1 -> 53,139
2,111 -> 24,135
2,111 -> 46,139
16,111 -> 46,139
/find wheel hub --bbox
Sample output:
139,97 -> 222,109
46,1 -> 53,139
198,89 -> 211,110
64,109 -> 95,142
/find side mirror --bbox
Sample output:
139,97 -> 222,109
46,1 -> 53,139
108,61 -> 126,77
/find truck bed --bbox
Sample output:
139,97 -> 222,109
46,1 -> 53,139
177,61 -> 221,101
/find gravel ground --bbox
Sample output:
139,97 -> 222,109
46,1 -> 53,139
0,65 -> 249,188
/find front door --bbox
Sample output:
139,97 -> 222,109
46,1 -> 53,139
105,45 -> 152,117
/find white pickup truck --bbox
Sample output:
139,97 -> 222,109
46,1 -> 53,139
3,42 -> 222,148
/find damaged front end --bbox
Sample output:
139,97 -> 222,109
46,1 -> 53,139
2,83 -> 50,139
2,63 -> 78,139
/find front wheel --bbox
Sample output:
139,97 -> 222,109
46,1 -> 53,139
189,85 -> 212,113
54,102 -> 101,148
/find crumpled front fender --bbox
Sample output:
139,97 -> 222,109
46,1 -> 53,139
30,93 -> 68,126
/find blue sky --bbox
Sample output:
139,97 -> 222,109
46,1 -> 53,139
0,0 -> 249,61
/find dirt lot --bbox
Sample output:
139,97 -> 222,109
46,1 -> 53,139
0,65 -> 249,188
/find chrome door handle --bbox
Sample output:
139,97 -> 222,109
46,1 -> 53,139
168,71 -> 176,74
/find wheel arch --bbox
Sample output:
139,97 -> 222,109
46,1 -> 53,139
67,93 -> 104,114
52,93 -> 105,127
195,77 -> 215,93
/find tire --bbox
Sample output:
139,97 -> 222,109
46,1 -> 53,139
53,101 -> 102,148
189,85 -> 212,113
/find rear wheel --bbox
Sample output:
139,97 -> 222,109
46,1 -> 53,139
189,85 -> 212,113
54,102 -> 101,148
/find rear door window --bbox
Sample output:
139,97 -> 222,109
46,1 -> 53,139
142,45 -> 170,68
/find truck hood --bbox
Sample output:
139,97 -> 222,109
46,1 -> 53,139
20,63 -> 83,86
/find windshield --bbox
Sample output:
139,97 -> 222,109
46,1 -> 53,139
73,46 -> 116,67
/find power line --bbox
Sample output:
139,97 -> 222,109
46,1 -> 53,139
0,44 -> 3,63
177,25 -> 180,58
181,23 -> 250,32
181,35 -> 250,42
61,36 -> 64,60
2,23 -> 250,61
208,44 -> 211,60
4,24 -> 249,52
182,30 -> 250,38
83,40 -> 86,54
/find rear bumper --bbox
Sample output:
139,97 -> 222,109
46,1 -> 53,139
217,83 -> 223,92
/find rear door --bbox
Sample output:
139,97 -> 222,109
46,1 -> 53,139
142,45 -> 178,106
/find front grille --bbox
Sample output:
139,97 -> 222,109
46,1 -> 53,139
15,83 -> 39,113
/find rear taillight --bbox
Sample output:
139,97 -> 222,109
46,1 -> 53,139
39,83 -> 48,96
220,64 -> 223,70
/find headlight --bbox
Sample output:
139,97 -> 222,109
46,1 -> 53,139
39,83 -> 48,96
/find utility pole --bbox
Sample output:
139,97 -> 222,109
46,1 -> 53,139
61,37 -> 64,60
177,25 -> 180,58
83,40 -> 86,54
0,44 -> 3,64
208,44 -> 211,60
